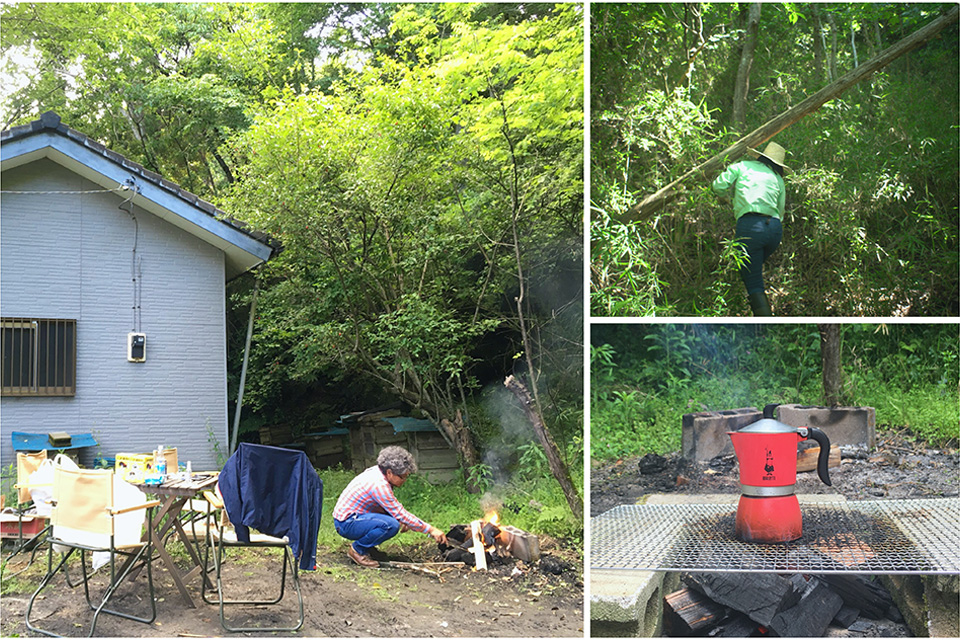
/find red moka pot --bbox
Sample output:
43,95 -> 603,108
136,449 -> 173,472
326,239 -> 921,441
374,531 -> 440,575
728,404 -> 832,543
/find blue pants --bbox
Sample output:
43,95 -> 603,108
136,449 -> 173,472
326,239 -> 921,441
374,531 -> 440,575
736,213 -> 782,294
334,514 -> 400,555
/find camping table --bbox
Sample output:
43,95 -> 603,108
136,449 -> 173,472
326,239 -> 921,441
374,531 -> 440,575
133,473 -> 219,608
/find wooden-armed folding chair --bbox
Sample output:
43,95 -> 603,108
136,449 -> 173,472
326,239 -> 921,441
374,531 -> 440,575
25,465 -> 160,637
199,443 -> 322,633
1,451 -> 52,579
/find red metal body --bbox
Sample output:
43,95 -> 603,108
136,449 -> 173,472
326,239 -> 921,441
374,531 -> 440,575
728,431 -> 802,487
734,495 -> 803,543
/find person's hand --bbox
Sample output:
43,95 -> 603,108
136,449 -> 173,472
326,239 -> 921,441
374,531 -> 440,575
399,523 -> 410,533
428,526 -> 447,545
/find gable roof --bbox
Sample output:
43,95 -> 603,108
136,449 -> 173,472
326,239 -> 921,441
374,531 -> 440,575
1,111 -> 277,280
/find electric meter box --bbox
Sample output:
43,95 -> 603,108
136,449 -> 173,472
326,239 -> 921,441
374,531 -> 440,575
127,332 -> 146,362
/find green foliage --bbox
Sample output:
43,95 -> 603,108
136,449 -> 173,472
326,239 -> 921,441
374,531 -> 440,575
591,3 -> 959,316
592,324 -> 960,461
217,5 -> 583,484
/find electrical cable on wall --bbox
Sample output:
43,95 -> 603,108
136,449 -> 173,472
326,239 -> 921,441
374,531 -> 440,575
118,178 -> 143,333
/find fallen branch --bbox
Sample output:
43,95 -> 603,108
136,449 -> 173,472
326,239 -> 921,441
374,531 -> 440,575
378,560 -> 465,582
626,5 -> 959,221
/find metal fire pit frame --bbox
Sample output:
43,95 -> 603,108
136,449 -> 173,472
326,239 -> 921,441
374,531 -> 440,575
591,499 -> 960,575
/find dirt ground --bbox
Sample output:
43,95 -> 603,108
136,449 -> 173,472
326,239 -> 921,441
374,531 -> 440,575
1,537 -> 583,637
591,431 -> 959,516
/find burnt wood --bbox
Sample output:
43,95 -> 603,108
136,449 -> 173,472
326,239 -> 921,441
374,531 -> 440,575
796,444 -> 841,473
664,587 -> 728,635
819,574 -> 893,619
684,573 -> 801,627
768,580 -> 844,638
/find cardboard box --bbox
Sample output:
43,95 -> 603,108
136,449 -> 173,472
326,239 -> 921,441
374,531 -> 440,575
115,449 -> 179,483
115,453 -> 156,483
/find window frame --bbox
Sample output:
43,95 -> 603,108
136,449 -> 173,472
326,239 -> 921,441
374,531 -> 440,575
1,317 -> 77,397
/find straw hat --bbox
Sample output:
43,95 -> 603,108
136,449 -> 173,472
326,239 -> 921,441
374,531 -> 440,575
747,141 -> 792,175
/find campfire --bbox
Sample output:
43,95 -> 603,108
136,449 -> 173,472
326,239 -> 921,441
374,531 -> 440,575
439,510 -> 540,570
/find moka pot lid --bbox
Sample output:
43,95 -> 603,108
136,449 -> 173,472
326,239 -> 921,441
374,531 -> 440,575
735,418 -> 797,434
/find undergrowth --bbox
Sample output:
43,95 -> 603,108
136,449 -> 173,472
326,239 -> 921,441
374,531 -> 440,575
591,324 -> 959,462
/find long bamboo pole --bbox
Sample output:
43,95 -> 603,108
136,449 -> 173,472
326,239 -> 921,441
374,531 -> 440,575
626,5 -> 959,222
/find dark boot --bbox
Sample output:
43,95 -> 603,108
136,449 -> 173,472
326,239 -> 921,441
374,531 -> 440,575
748,291 -> 772,316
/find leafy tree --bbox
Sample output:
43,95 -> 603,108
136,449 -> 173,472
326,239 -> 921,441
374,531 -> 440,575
220,4 -> 583,498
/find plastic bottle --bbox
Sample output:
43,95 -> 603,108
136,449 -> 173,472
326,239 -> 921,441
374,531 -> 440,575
155,445 -> 167,480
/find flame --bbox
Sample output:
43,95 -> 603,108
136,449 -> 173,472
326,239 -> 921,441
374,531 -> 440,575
485,510 -> 500,526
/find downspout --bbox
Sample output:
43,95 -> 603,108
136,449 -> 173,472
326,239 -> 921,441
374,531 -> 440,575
230,273 -> 261,454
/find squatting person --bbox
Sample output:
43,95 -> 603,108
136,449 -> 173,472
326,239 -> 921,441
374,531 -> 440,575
712,141 -> 792,316
333,445 -> 448,568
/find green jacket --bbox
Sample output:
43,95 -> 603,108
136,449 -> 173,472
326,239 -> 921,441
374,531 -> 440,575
711,159 -> 785,220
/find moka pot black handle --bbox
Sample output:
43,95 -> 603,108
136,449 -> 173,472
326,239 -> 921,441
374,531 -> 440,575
804,428 -> 832,486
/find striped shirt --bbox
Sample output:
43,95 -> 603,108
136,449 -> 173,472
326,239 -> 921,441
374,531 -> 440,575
332,465 -> 431,533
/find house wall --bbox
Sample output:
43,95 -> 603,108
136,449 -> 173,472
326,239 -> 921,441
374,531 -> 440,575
1,159 -> 230,471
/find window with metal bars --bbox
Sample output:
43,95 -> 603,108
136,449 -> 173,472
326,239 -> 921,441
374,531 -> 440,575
1,318 -> 76,396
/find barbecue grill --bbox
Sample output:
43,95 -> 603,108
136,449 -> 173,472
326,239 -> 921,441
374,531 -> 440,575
591,499 -> 959,575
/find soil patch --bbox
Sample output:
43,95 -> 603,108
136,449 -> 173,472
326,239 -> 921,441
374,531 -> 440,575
2,538 -> 582,637
592,433 -> 959,516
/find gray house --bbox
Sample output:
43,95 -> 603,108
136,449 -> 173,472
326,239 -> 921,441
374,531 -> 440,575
1,112 -> 275,471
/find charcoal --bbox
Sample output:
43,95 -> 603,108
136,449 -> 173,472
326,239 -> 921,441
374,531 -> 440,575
538,555 -> 569,575
768,581 -> 843,638
638,453 -> 667,475
684,573 -> 802,627
708,614 -> 761,637
819,574 -> 893,619
833,604 -> 861,628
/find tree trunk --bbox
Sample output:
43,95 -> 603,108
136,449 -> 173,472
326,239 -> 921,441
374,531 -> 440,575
732,3 -> 762,129
818,324 -> 842,406
503,375 -> 583,521
684,3 -> 705,88
440,410 -> 482,493
811,5 -> 825,85
625,5 -> 959,221
827,12 -> 838,80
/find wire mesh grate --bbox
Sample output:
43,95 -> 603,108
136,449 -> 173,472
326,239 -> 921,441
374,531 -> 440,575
591,499 -> 960,574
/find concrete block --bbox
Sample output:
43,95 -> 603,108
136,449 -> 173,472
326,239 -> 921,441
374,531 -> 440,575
590,569 -> 680,637
776,404 -> 876,449
924,575 -> 960,638
882,575 -> 959,637
681,408 -> 761,462
498,525 -> 540,563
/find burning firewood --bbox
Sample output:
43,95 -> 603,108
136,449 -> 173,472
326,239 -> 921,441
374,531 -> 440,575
438,512 -> 541,569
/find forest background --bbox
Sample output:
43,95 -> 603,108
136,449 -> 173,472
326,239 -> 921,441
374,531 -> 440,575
591,323 -> 959,462
0,3 -> 584,533
591,2 -> 959,317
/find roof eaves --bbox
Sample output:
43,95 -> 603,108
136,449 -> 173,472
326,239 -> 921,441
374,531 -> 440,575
2,111 -> 281,257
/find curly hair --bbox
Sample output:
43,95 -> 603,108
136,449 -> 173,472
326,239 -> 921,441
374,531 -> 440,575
377,446 -> 418,476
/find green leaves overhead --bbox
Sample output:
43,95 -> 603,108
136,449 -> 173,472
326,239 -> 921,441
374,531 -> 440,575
216,4 -> 582,442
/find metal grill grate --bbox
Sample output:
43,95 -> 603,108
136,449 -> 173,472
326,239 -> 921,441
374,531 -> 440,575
591,499 -> 960,575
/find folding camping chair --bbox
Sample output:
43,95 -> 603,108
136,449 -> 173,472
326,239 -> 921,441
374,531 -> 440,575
1,451 -> 53,579
25,465 -> 160,637
199,443 -> 322,632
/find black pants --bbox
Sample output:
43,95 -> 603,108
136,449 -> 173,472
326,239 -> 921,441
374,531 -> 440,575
735,213 -> 782,295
